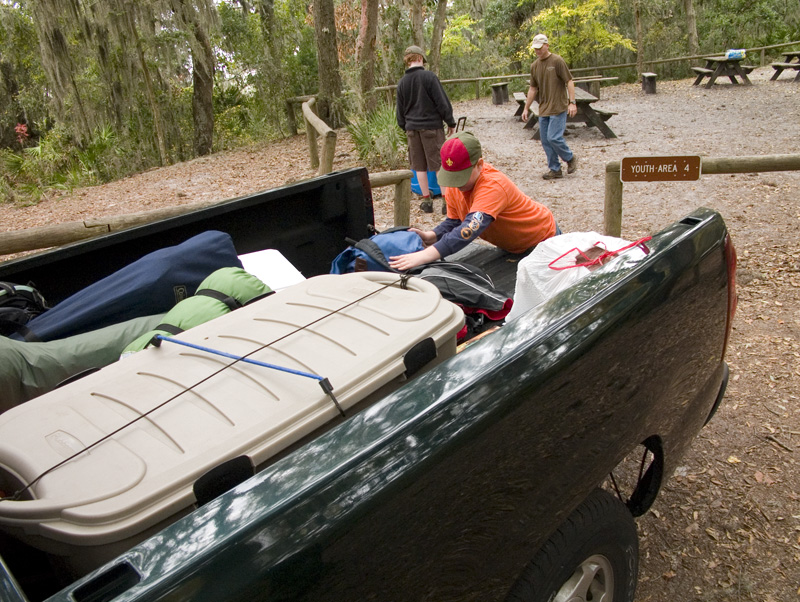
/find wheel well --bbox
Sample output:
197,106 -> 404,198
606,435 -> 664,517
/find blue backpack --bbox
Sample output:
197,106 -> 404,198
330,229 -> 425,274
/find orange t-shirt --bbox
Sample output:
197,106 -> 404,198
443,163 -> 556,253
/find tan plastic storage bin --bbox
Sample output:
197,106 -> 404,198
0,272 -> 463,573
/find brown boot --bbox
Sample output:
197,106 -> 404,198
567,155 -> 578,174
419,197 -> 433,213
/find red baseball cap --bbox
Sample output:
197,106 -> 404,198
438,132 -> 482,188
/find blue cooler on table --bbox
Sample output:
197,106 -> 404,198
411,170 -> 442,197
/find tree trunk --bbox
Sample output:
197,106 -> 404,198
93,25 -> 124,129
29,0 -> 91,138
381,5 -> 403,86
410,0 -> 424,47
312,0 -> 343,128
191,23 -> 215,156
634,0 -> 643,78
256,0 -> 287,129
170,0 -> 216,156
428,0 -> 447,76
356,0 -> 379,112
684,0 -> 699,59
125,9 -> 169,166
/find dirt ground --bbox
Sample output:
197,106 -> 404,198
1,67 -> 799,601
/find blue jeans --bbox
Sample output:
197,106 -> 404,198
539,112 -> 573,172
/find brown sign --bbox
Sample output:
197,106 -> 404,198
620,156 -> 702,182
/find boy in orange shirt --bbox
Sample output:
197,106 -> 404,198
389,132 -> 559,272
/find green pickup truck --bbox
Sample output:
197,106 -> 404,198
0,167 -> 736,602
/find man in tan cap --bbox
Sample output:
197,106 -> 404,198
396,45 -> 456,213
388,131 -> 558,272
522,34 -> 578,180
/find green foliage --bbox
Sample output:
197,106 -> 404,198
0,125 -> 123,205
0,3 -> 49,148
346,103 -> 407,171
1,0 -> 797,208
526,0 -> 635,66
485,0 -> 539,68
697,0 -> 797,50
439,14 -> 492,97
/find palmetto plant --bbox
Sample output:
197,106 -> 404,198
347,103 -> 407,171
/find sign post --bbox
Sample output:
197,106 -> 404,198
620,156 -> 702,182
605,156 -> 702,237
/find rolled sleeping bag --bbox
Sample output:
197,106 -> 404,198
21,230 -> 243,342
122,267 -> 272,356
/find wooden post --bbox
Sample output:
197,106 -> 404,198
368,169 -> 413,227
394,179 -> 411,227
302,97 -> 339,175
320,130 -> 337,175
304,116 -> 319,170
604,161 -> 623,237
302,98 -> 321,170
474,81 -> 479,100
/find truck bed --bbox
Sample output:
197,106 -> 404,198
0,169 -> 735,602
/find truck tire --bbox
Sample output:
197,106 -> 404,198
506,488 -> 638,602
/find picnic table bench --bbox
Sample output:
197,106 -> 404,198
513,92 -> 527,118
770,50 -> 800,82
692,56 -> 752,88
642,72 -> 658,94
573,76 -> 618,99
512,75 -> 619,117
490,81 -> 509,104
522,87 -> 617,139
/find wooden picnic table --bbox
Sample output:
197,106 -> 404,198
770,50 -> 800,82
692,56 -> 753,88
522,87 -> 617,139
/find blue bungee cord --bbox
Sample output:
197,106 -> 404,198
151,334 -> 344,416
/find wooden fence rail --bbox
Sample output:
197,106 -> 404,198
302,97 -> 337,175
372,40 -> 800,99
0,170 -> 415,257
604,154 -> 800,237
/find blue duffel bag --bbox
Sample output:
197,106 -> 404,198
20,231 -> 243,342
330,228 -> 425,274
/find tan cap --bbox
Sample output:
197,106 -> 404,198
404,45 -> 427,63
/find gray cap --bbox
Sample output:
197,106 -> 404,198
404,45 -> 427,63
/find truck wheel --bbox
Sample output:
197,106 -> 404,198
506,488 -> 638,602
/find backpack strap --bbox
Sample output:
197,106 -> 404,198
195,288 -> 243,311
154,323 -> 185,336
353,239 -> 396,272
244,290 -> 275,306
0,317 -> 41,342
